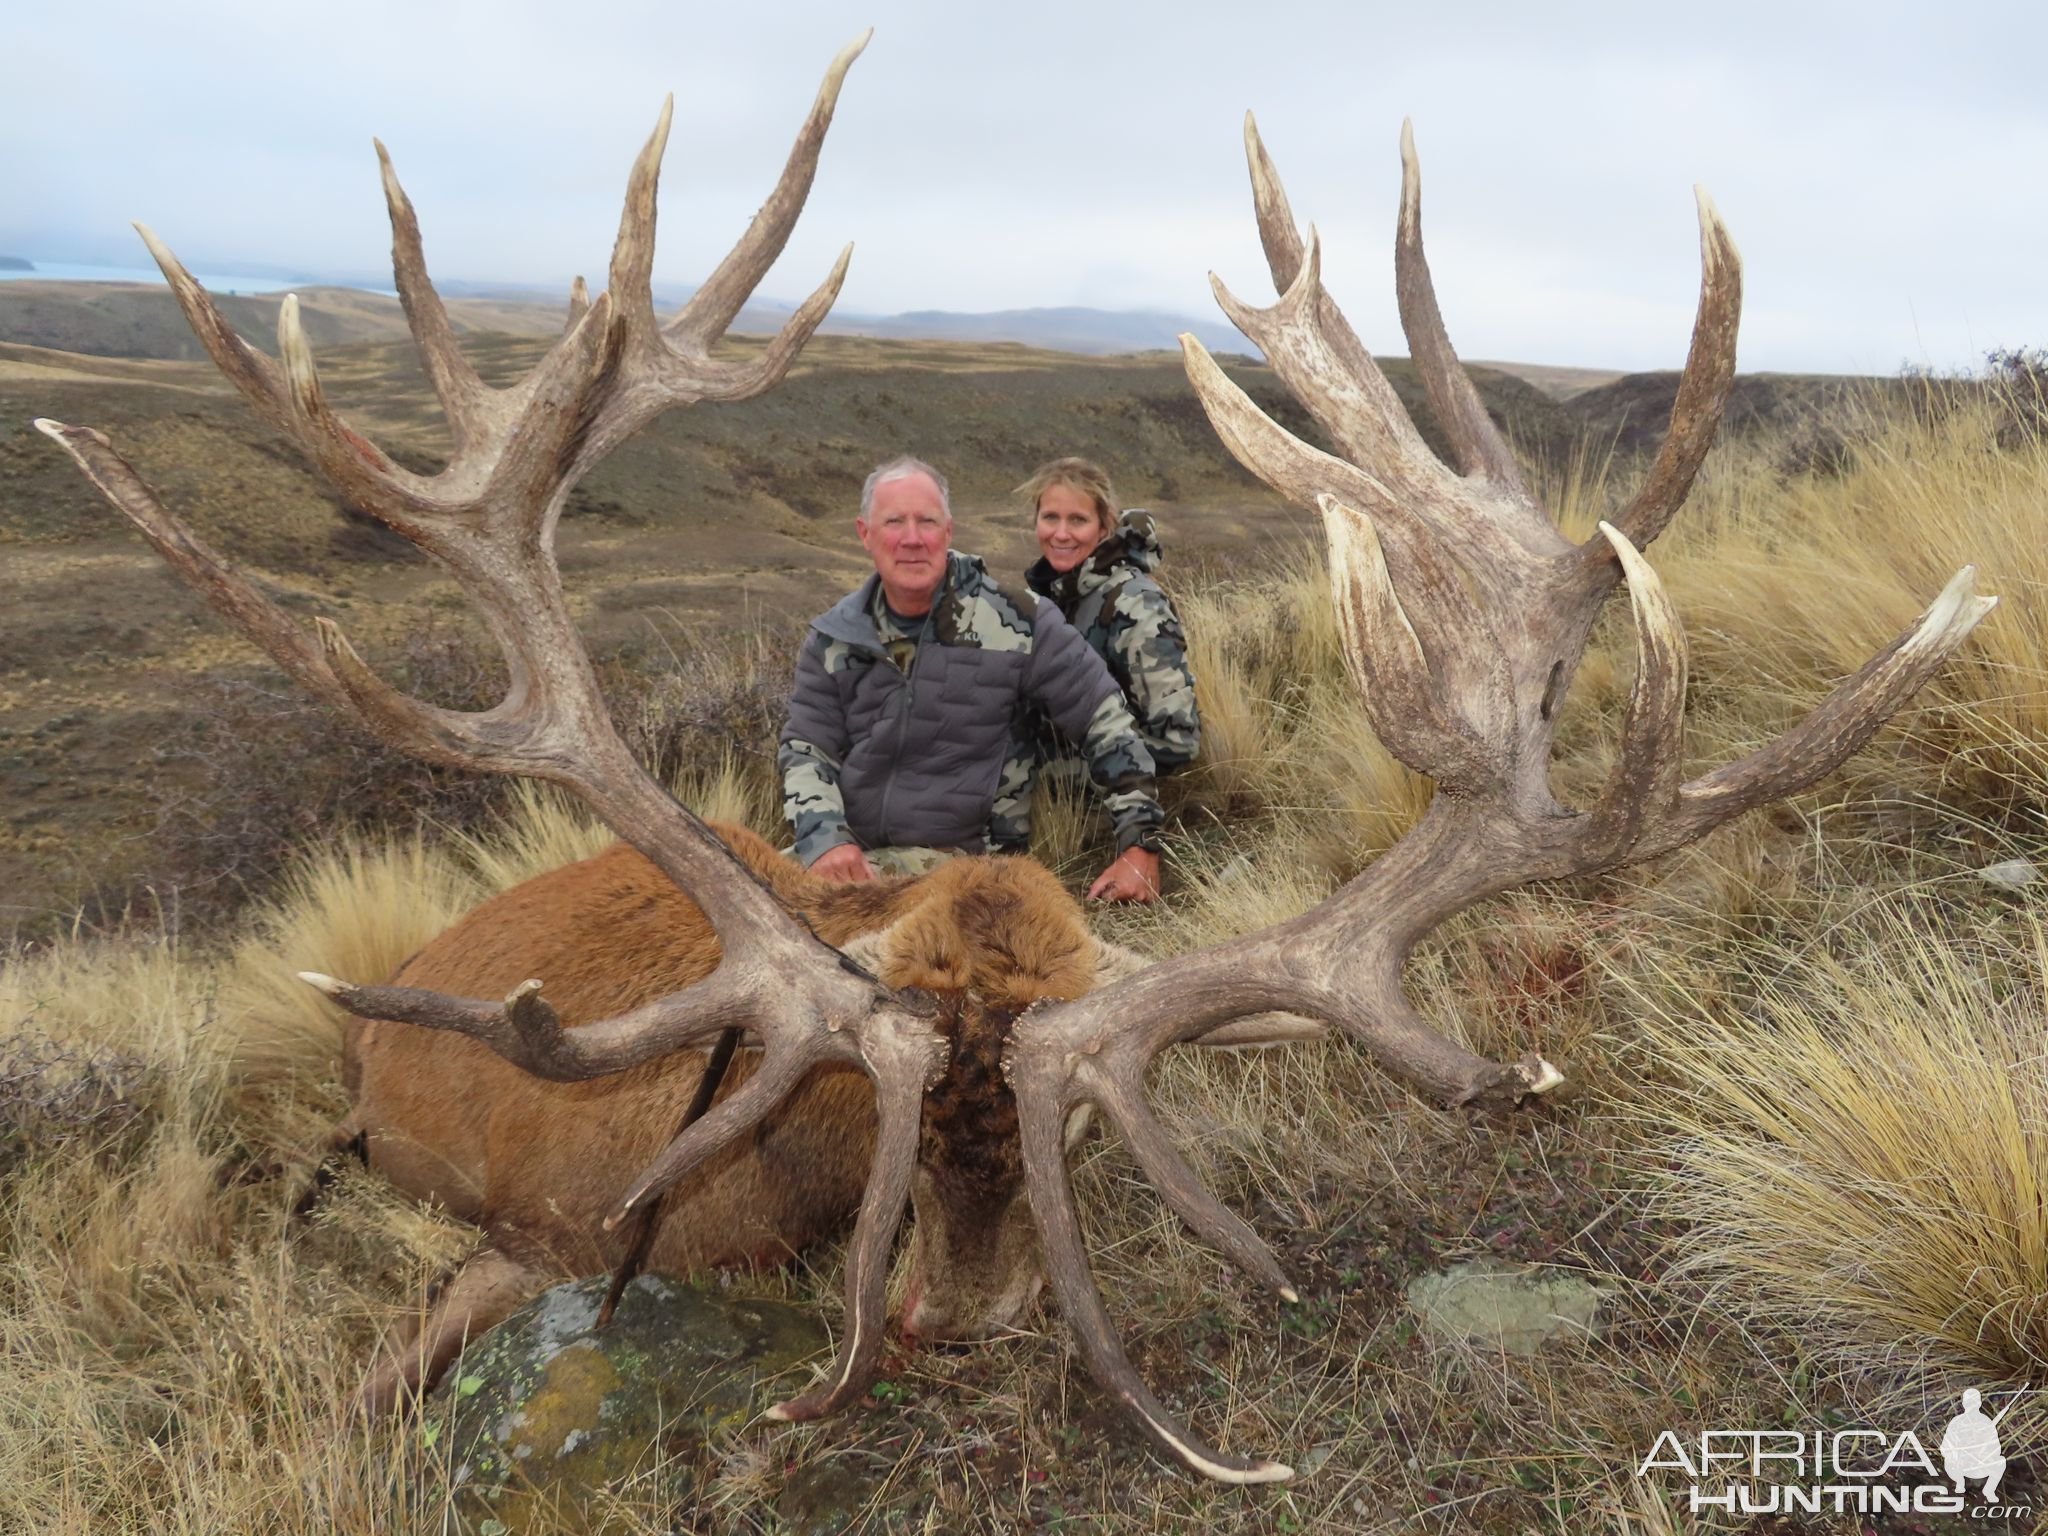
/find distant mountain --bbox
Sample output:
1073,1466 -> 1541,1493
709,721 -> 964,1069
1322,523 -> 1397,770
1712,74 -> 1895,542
0,279 -> 1256,363
822,305 -> 1250,357
0,256 -> 33,272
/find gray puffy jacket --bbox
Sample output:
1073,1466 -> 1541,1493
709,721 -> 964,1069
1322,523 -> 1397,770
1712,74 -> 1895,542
779,551 -> 1161,862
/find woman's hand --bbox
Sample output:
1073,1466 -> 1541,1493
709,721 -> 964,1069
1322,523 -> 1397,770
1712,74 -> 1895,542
1088,845 -> 1161,904
811,843 -> 877,883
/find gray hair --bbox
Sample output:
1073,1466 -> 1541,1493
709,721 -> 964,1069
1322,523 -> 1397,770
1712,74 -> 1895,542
860,455 -> 951,520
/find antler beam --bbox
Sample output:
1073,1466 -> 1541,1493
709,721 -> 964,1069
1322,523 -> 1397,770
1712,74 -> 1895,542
37,37 -> 965,1427
1001,115 -> 1993,1484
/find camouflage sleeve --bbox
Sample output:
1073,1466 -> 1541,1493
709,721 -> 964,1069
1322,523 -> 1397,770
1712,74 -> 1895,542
984,732 -> 1036,853
778,633 -> 854,865
1075,692 -> 1165,854
779,738 -> 852,865
1108,579 -> 1200,770
1024,598 -> 1162,853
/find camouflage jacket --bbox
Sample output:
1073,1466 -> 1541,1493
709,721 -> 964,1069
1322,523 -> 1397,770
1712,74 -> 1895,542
1024,509 -> 1200,770
778,551 -> 1162,865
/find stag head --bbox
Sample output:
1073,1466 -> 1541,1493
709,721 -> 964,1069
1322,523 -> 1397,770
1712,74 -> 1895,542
36,40 -> 1993,1487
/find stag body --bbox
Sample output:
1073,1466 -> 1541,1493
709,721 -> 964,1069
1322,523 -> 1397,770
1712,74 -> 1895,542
348,825 -> 1089,1411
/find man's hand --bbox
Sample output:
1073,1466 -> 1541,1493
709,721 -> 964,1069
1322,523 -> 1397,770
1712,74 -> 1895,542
811,844 -> 877,883
1088,845 -> 1161,904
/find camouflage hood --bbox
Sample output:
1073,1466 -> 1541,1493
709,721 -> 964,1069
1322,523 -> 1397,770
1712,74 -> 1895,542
1020,509 -> 1198,773
1025,509 -> 1163,612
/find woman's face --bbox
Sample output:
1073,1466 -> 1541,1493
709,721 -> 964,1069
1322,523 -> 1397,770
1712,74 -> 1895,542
1035,484 -> 1107,575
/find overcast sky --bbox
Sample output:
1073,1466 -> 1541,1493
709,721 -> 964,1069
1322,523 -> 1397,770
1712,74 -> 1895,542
9,1 -> 2043,373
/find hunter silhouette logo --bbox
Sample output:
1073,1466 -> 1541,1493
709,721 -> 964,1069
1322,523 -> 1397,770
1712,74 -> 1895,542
1635,1387 -> 2031,1520
1941,1388 -> 2015,1502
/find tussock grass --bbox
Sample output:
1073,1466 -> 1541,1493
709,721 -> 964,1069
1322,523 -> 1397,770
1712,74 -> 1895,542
1650,389 -> 2048,805
2,383 -> 2046,1530
1174,549 -> 1431,883
1624,891 -> 2048,1412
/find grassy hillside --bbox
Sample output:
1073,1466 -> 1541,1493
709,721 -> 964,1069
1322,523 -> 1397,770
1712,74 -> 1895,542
0,360 -> 2042,1530
0,328 -> 1606,933
0,281 -> 576,362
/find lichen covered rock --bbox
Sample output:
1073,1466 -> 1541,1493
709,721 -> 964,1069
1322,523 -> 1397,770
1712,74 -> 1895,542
435,1273 -> 829,1533
1405,1257 -> 1603,1355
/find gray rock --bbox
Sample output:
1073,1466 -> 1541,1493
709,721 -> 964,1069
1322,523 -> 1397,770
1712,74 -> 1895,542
1405,1258 -> 1602,1355
433,1273 -> 844,1534
1977,859 -> 2041,892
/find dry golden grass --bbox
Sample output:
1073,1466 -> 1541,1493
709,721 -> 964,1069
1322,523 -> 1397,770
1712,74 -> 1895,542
1173,546 -> 1432,886
1,386 -> 2045,1531
1623,891 -> 2048,1402
1647,388 -> 2048,804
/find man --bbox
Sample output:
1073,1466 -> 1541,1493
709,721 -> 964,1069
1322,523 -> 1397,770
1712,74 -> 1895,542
780,455 -> 1163,902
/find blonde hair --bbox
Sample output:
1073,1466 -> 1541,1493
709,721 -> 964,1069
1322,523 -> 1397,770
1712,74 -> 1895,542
1017,457 -> 1118,535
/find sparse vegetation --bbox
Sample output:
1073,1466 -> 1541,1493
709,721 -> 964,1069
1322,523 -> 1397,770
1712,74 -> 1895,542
1,345 -> 2045,1531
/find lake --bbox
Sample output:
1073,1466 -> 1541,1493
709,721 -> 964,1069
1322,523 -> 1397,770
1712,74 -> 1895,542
0,261 -> 362,295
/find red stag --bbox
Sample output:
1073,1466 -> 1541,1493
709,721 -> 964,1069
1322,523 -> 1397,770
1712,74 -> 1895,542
38,37 -> 1992,1484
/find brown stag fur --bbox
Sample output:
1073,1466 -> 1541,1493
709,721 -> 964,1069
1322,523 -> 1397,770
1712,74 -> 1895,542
342,822 -> 1096,1409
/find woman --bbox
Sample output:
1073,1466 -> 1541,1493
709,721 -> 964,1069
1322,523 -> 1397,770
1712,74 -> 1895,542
1019,457 -> 1200,774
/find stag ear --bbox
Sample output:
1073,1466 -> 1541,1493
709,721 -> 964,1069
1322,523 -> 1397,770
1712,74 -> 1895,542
838,928 -> 890,976
1089,940 -> 1326,1049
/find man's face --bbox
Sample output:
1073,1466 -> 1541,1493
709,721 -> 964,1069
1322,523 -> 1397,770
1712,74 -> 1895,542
858,472 -> 953,613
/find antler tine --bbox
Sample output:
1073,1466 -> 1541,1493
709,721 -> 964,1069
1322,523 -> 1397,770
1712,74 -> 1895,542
134,223 -> 293,435
1209,233 -> 1448,504
1178,340 -> 1521,782
1635,566 -> 1996,858
296,972 -> 759,1079
374,137 -> 488,448
1582,524 -> 1689,852
767,1022 -> 939,1422
607,1003 -> 944,1220
603,95 -> 674,342
33,419 -> 347,710
1012,1077 -> 1295,1485
609,1042 -> 849,1224
565,274 -> 591,332
1178,326 -> 1376,518
1319,492 -> 1514,791
1241,111 -> 1308,289
1097,1087 -> 1298,1302
1235,116 -> 1443,494
1395,120 -> 1529,493
683,242 -> 853,405
668,28 -> 872,351
1601,189 -> 1742,556
273,295 -> 445,537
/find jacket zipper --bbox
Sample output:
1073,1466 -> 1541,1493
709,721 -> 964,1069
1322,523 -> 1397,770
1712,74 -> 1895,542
875,602 -> 934,848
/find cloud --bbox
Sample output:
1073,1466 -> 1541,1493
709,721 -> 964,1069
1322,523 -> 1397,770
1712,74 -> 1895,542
7,0 -> 2045,372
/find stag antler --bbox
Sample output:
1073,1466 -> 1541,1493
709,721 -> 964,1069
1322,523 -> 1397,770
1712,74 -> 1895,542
39,62 -> 1996,1485
36,32 -> 945,1424
998,116 -> 1995,1483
